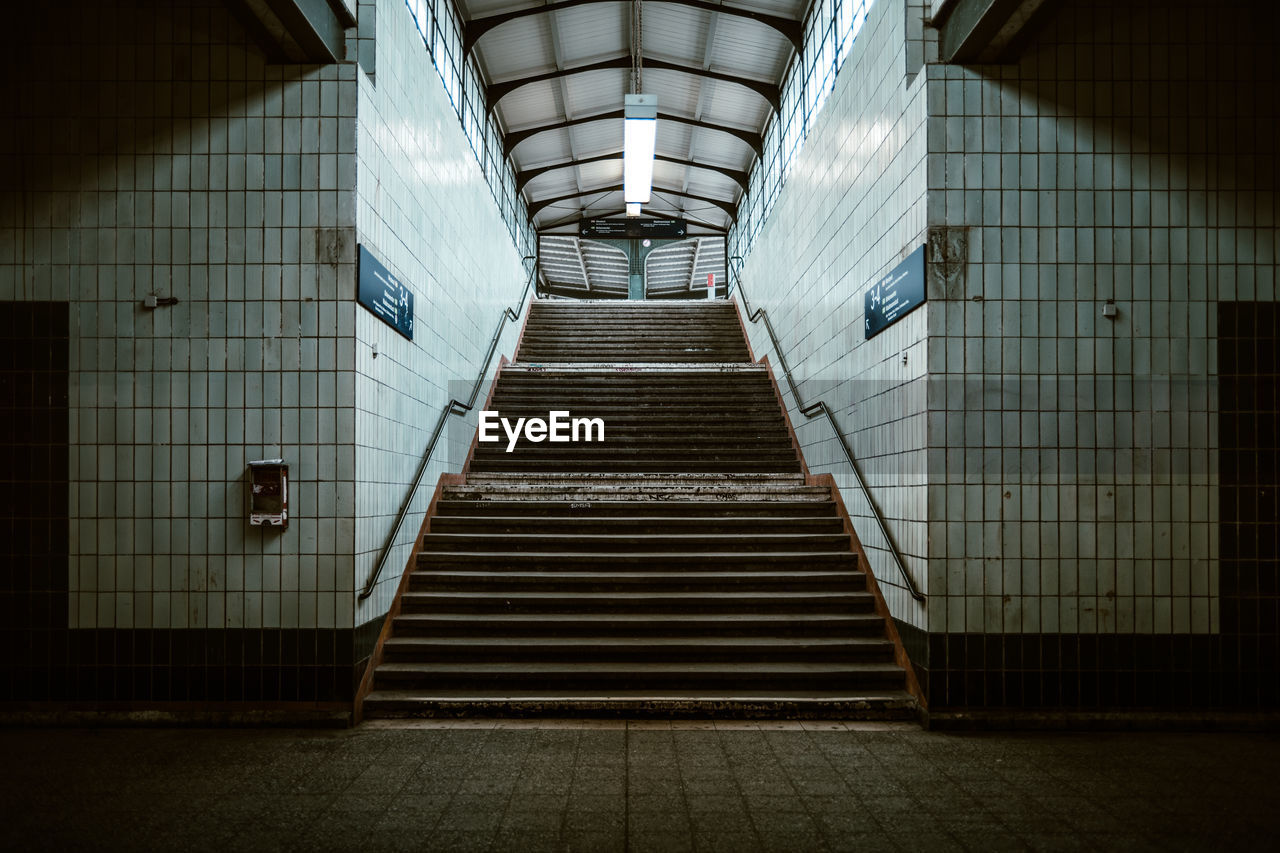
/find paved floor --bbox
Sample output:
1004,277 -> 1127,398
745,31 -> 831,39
1,720 -> 1277,852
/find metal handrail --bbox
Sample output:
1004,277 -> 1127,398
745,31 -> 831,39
358,256 -> 538,601
726,256 -> 925,602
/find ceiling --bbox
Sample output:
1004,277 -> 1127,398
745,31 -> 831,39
538,234 -> 727,297
459,0 -> 807,235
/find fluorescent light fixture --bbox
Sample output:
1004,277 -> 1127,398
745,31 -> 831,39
626,202 -> 642,216
624,94 -> 657,204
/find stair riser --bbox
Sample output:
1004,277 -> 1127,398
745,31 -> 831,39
409,579 -> 867,594
470,448 -> 798,458
517,356 -> 748,363
418,538 -> 852,554
381,646 -> 896,664
416,554 -> 858,569
466,463 -> 802,473
485,402 -> 782,411
440,491 -> 831,501
429,518 -> 845,534
373,672 -> 906,691
493,378 -> 775,386
391,619 -> 889,639
433,502 -> 839,518
398,601 -> 876,615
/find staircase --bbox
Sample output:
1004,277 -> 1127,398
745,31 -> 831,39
362,300 -> 917,718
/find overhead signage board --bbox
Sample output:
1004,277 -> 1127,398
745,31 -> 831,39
357,244 -> 414,341
579,218 -> 688,240
864,244 -> 926,340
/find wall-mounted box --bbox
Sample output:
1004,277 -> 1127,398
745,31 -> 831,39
249,459 -> 288,527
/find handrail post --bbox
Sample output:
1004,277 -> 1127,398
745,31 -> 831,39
358,257 -> 537,602
730,260 -> 925,603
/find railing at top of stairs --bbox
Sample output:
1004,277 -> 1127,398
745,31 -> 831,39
358,256 -> 538,602
725,256 -> 926,603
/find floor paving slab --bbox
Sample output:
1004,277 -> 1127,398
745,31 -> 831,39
1,723 -> 1277,851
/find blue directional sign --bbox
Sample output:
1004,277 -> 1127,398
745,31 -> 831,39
865,244 -> 926,340
357,245 -> 414,341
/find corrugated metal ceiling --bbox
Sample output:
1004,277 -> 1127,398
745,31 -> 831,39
538,234 -> 727,297
459,0 -> 805,234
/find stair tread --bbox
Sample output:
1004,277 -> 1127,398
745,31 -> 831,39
418,550 -> 856,558
433,515 -> 839,523
363,688 -> 914,703
394,612 -> 883,622
376,661 -> 904,674
423,533 -> 847,542
385,636 -> 890,647
412,570 -> 861,580
402,590 -> 870,600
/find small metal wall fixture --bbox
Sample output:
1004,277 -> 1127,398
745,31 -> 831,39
248,459 -> 288,528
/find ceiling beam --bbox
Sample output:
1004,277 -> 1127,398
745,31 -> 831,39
527,182 -> 738,221
651,186 -> 738,223
938,0 -> 1055,63
505,110 -> 763,157
684,11 -> 718,195
545,10 -> 583,226
229,0 -> 352,63
516,150 -> 749,193
486,55 -> 780,114
464,0 -> 802,56
537,209 -> 729,234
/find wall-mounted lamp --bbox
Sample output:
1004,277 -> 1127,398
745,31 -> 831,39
624,94 -> 657,205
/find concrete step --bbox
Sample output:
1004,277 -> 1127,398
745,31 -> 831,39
487,394 -> 780,406
415,551 -> 859,570
390,612 -> 891,638
495,372 -> 773,382
419,532 -> 852,553
360,688 -> 917,719
408,570 -> 866,593
470,441 -> 796,453
516,353 -> 750,363
397,589 -> 876,614
460,472 -> 808,483
472,433 -> 794,447
501,363 -> 769,373
432,501 -> 839,517
428,515 -> 845,533
372,661 -> 907,690
466,460 -> 802,473
470,451 -> 797,462
468,417 -> 790,430
381,636 -> 896,663
519,329 -> 746,339
441,488 -> 831,501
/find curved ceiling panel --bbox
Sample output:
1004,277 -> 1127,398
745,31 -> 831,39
457,0 -> 805,232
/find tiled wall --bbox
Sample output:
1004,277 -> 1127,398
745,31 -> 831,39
0,0 -> 527,704
738,0 -> 932,630
741,0 -> 1277,708
922,0 -> 1277,707
0,0 -> 365,701
351,0 -> 528,643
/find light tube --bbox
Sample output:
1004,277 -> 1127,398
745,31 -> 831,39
623,94 -> 657,204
